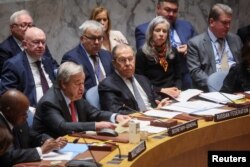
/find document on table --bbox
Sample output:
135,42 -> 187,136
174,89 -> 203,102
43,143 -> 88,161
161,100 -> 224,113
133,119 -> 167,133
199,92 -> 245,104
143,109 -> 181,118
191,108 -> 230,116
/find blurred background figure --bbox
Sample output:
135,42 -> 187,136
221,39 -> 250,93
237,25 -> 250,44
90,6 -> 128,52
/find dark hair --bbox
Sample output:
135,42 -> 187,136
208,3 -> 232,22
89,6 -> 111,34
157,0 -> 179,6
241,39 -> 250,65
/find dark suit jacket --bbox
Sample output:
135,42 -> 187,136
135,48 -> 182,89
135,19 -> 196,50
0,51 -> 58,107
0,114 -> 50,167
187,31 -> 242,91
33,85 -> 114,138
220,63 -> 250,93
61,44 -> 114,91
98,73 -> 157,115
237,25 -> 250,44
0,35 -> 58,73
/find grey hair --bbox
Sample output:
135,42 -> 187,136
208,3 -> 232,22
9,9 -> 32,25
142,16 -> 171,58
56,62 -> 83,86
112,43 -> 134,60
79,20 -> 104,35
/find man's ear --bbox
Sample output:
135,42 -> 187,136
22,40 -> 27,49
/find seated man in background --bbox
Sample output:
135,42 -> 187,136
33,62 -> 130,138
0,9 -> 57,73
61,20 -> 114,91
98,44 -> 171,115
0,89 -> 67,167
187,3 -> 242,92
0,27 -> 58,107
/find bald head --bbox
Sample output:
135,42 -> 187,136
0,89 -> 29,126
22,27 -> 46,60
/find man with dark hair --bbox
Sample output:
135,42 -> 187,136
187,3 -> 242,91
237,25 -> 250,44
135,0 -> 196,90
0,89 -> 67,167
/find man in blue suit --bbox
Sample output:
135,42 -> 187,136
135,0 -> 196,90
61,20 -> 114,91
0,9 -> 57,73
0,27 -> 58,107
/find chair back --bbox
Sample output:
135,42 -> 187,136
85,86 -> 100,109
207,71 -> 228,92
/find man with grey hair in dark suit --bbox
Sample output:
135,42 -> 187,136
187,3 -> 242,91
33,61 -> 130,138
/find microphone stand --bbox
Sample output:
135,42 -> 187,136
71,135 -> 102,167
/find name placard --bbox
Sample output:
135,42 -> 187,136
128,141 -> 146,161
168,119 -> 198,136
214,107 -> 249,122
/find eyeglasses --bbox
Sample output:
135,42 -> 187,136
84,35 -> 103,42
12,23 -> 34,29
115,56 -> 135,64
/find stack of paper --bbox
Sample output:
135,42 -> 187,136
161,100 -> 224,113
199,92 -> 245,104
174,89 -> 203,102
143,109 -> 181,118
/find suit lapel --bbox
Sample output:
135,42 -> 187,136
54,87 -> 72,121
226,34 -> 240,63
113,73 -> 138,107
9,36 -> 22,56
203,33 -> 216,72
78,45 -> 97,85
22,52 -> 37,105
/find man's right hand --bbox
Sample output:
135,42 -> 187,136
95,121 -> 116,131
41,138 -> 61,154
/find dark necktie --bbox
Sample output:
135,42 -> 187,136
12,128 -> 21,148
69,102 -> 77,122
90,55 -> 105,82
217,39 -> 229,71
35,61 -> 49,93
130,77 -> 147,112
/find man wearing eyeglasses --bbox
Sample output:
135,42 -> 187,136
0,9 -> 58,73
61,20 -> 114,91
98,44 -> 171,115
0,27 -> 58,107
187,3 -> 242,92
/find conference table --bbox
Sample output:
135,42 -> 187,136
14,108 -> 250,167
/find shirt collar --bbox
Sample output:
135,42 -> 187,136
25,52 -> 41,64
60,90 -> 71,106
207,28 -> 218,43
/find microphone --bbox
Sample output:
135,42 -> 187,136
71,134 -> 102,167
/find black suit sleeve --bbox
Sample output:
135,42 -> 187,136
0,146 -> 40,167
